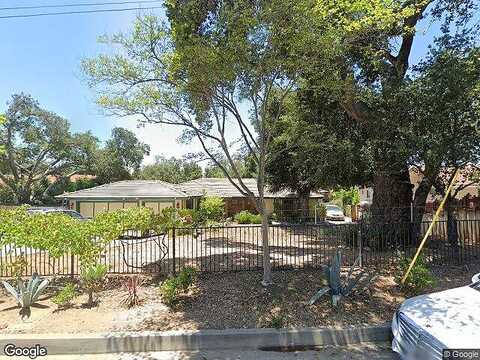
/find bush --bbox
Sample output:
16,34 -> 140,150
159,267 -> 197,306
52,283 -> 77,308
397,255 -> 435,294
120,276 -> 142,308
178,208 -> 206,227
177,266 -> 197,291
199,196 -> 225,222
269,314 -> 285,329
159,277 -> 180,306
234,210 -> 262,224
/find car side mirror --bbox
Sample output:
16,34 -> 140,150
472,273 -> 480,284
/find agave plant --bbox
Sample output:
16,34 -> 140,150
309,250 -> 376,307
1,273 -> 49,320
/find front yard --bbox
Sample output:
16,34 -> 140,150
1,263 -> 478,334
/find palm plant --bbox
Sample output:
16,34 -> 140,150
1,273 -> 49,320
309,250 -> 376,307
81,263 -> 108,307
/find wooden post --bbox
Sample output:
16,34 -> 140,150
401,169 -> 459,284
70,253 -> 75,278
358,222 -> 363,268
172,227 -> 176,275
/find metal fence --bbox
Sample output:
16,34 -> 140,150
1,220 -> 480,277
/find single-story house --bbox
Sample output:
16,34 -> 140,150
57,178 -> 327,218
57,180 -> 189,218
179,178 -> 326,217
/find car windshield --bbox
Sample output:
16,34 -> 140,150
326,205 -> 342,211
62,211 -> 84,219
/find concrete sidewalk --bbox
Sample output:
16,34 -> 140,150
8,343 -> 396,360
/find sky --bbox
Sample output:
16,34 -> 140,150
0,0 -> 447,165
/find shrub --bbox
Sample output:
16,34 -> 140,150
0,206 -> 156,267
199,196 -> 225,222
120,276 -> 142,309
178,208 -> 206,227
234,210 -> 262,224
397,255 -> 435,294
52,283 -> 77,308
269,314 -> 285,329
1,255 -> 28,280
177,266 -> 197,291
159,277 -> 180,306
81,263 -> 108,306
160,267 -> 197,306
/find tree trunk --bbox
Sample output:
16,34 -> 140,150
370,168 -> 413,224
256,144 -> 272,286
260,207 -> 272,286
411,177 -> 433,245
87,289 -> 94,307
298,191 -> 310,223
15,187 -> 33,205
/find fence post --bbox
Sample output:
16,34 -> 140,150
357,222 -> 363,268
172,227 -> 176,275
70,253 -> 75,278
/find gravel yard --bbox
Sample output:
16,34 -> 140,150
1,262 -> 478,335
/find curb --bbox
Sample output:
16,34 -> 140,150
0,324 -> 392,355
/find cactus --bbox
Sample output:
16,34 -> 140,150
1,273 -> 49,320
309,250 -> 376,307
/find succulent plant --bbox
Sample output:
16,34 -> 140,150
309,250 -> 376,307
1,273 -> 49,320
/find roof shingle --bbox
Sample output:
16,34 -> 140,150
56,180 -> 189,199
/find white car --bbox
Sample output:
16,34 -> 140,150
27,207 -> 86,220
325,204 -> 345,221
392,273 -> 480,359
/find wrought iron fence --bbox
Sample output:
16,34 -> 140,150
1,220 -> 480,277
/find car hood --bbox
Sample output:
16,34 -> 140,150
398,285 -> 480,348
327,210 -> 343,216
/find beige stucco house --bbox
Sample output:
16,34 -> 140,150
57,178 -> 326,218
57,180 -> 188,218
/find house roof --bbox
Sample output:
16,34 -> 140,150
56,178 -> 327,200
56,180 -> 189,199
179,178 -> 326,199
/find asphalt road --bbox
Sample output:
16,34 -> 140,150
6,343 -> 397,360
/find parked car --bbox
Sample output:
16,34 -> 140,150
325,204 -> 345,221
392,273 -> 480,360
27,207 -> 86,220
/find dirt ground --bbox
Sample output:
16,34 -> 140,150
0,263 -> 479,335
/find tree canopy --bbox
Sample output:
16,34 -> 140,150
137,155 -> 201,183
93,127 -> 150,184
0,94 -> 97,204
265,0 -> 479,222
0,94 -> 150,204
